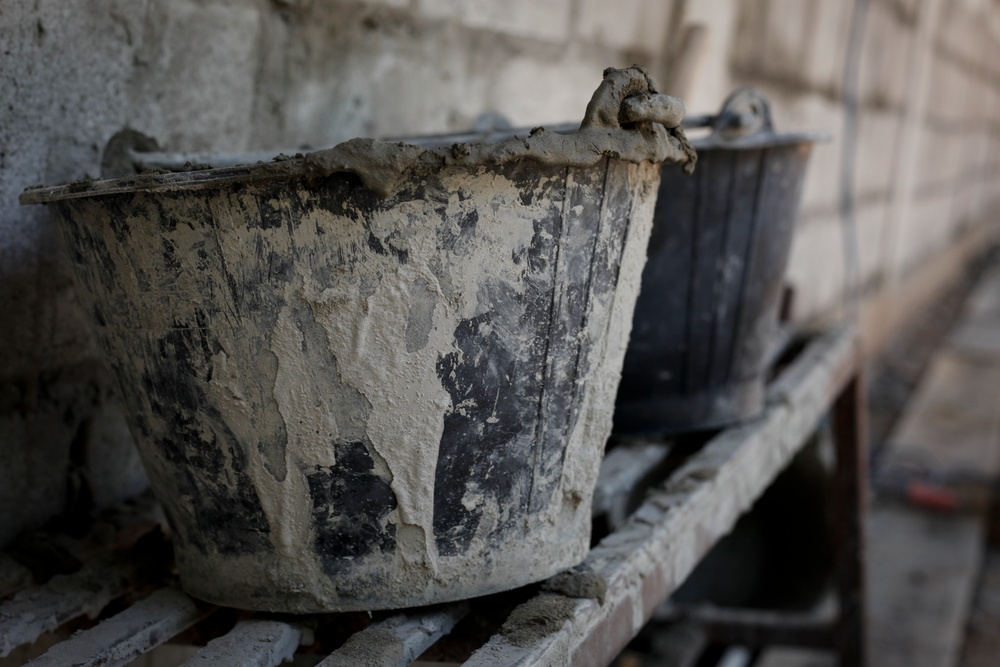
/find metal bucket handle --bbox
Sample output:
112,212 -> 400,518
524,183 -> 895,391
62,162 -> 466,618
682,87 -> 774,139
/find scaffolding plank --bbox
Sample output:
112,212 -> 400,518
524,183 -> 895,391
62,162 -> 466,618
591,441 -> 672,521
880,351 -> 1000,474
25,588 -> 209,667
869,266 -> 1000,667
464,326 -> 859,667
654,603 -> 835,648
0,558 -> 134,657
958,548 -> 1000,667
867,506 -> 983,667
180,619 -> 302,667
319,602 -> 468,667
754,646 -> 836,667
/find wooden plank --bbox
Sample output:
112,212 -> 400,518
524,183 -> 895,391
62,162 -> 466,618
0,558 -> 135,657
653,605 -> 835,649
463,326 -> 859,667
959,265 -> 1000,320
25,588 -> 210,667
754,646 -> 836,667
180,620 -> 302,667
957,549 -> 1000,667
945,265 -> 1000,364
868,265 -> 1000,667
866,507 -> 984,667
318,602 -> 468,667
591,441 -> 672,522
947,316 -> 1000,364
879,350 -> 1000,474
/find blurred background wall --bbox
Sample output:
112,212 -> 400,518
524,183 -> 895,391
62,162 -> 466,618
2,0 -> 999,545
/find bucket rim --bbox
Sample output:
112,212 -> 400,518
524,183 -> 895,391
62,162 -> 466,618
20,158 -> 307,205
19,120 -> 687,206
18,124 -> 585,206
687,131 -> 832,151
21,67 -> 698,206
20,122 -> 580,204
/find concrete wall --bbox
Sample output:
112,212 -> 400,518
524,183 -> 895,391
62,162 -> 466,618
2,0 -> 1000,544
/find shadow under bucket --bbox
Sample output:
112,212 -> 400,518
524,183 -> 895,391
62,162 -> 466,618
615,89 -> 826,436
21,67 -> 693,612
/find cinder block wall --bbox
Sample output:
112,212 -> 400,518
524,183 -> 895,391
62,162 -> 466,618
2,0 -> 1000,544
719,0 -> 1000,348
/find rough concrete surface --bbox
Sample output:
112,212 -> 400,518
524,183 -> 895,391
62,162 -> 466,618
499,593 -> 580,647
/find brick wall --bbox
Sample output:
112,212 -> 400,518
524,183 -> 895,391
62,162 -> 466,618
2,0 -> 1000,542
718,0 -> 1000,339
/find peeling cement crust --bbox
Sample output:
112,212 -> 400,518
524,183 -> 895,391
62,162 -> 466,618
24,67 -> 685,612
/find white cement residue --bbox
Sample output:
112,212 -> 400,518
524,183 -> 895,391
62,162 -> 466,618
292,170 -> 551,574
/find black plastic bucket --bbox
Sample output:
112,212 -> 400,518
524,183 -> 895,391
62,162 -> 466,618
21,67 -> 693,612
615,89 -> 824,435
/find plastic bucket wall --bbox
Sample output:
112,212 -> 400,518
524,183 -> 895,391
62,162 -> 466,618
42,156 -> 660,611
614,139 -> 814,435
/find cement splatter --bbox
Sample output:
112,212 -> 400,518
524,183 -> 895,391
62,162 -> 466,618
542,568 -> 607,604
499,593 -> 581,647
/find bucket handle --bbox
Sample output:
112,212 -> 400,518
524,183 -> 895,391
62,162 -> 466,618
612,90 -> 696,173
619,93 -> 686,129
681,87 -> 774,139
579,68 -> 686,132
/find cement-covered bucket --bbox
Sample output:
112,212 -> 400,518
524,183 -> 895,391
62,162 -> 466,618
615,88 -> 825,435
21,67 -> 693,612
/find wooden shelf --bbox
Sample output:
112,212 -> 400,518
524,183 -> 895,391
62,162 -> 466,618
0,325 -> 867,667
